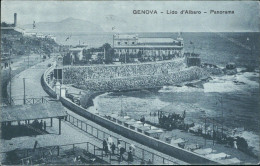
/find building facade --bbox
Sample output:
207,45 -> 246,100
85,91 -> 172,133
68,44 -> 88,64
113,34 -> 184,62
1,13 -> 25,37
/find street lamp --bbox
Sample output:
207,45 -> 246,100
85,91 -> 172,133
23,78 -> 26,104
217,97 -> 224,139
9,49 -> 12,105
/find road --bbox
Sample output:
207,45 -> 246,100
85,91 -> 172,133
1,54 -> 44,104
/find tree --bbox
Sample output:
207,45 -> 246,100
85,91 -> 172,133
137,51 -> 142,59
82,49 -> 93,62
1,22 -> 13,27
102,43 -> 111,50
63,53 -> 72,65
101,43 -> 114,64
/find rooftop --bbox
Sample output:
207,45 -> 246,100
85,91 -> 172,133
114,34 -> 138,39
1,102 -> 67,122
114,45 -> 183,49
138,37 -> 178,43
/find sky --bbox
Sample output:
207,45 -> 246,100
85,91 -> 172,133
1,1 -> 260,32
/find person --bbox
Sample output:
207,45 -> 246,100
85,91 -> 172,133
111,142 -> 116,155
140,159 -> 145,164
107,138 -> 111,153
43,121 -> 46,131
108,136 -> 113,145
130,144 -> 136,156
32,119 -> 40,129
40,120 -> 43,130
234,140 -> 238,149
103,139 -> 108,155
105,145 -> 109,156
117,139 -> 122,149
147,158 -> 153,164
127,150 -> 133,162
140,116 -> 145,123
33,141 -> 38,152
119,146 -> 125,162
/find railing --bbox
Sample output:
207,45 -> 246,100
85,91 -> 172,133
2,141 -> 170,165
41,65 -> 57,98
2,57 -> 50,106
66,114 -> 177,164
1,142 -> 108,165
1,96 -> 49,106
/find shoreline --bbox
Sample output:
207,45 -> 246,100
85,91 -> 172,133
43,58 -> 259,164
84,71 -> 259,160
68,84 -> 259,164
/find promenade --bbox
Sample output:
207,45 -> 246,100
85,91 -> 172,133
5,56 -> 187,165
1,54 -> 43,103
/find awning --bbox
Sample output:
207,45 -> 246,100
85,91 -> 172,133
194,148 -> 216,155
145,129 -> 164,134
125,119 -> 137,125
205,152 -> 230,160
1,102 -> 67,122
171,138 -> 185,144
219,157 -> 241,164
137,126 -> 150,131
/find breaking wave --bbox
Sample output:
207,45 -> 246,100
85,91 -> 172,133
203,71 -> 259,93
159,85 -> 203,93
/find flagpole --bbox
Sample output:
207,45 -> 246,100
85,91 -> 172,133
104,47 -> 106,63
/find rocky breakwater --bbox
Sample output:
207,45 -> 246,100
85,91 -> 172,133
200,63 -> 224,75
170,66 -> 210,84
73,66 -> 210,91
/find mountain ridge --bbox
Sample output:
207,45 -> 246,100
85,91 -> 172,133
21,17 -> 104,33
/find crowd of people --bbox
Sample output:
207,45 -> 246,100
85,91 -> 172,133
102,136 -> 136,163
73,66 -> 209,91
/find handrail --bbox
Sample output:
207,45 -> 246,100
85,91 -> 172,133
66,113 -> 177,164
2,141 -> 162,165
1,96 -> 49,106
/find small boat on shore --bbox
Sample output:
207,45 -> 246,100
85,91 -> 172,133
223,63 -> 237,75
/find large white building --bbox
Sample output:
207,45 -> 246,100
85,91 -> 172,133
68,44 -> 88,64
113,34 -> 184,62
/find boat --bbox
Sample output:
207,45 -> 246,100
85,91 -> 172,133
223,63 -> 237,75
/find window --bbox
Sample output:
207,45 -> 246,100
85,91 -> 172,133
132,42 -> 135,44
125,42 -> 128,44
117,42 -> 120,45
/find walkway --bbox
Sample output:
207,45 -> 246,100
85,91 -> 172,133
1,54 -> 43,103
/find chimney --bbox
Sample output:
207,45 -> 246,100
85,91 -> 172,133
14,13 -> 17,27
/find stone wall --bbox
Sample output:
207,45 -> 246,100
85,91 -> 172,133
63,59 -> 210,91
76,66 -> 210,91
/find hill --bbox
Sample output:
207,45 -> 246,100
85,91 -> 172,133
21,17 -> 104,33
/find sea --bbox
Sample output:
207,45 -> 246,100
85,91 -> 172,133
54,32 -> 260,154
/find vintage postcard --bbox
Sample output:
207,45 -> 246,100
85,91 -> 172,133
1,0 -> 259,165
